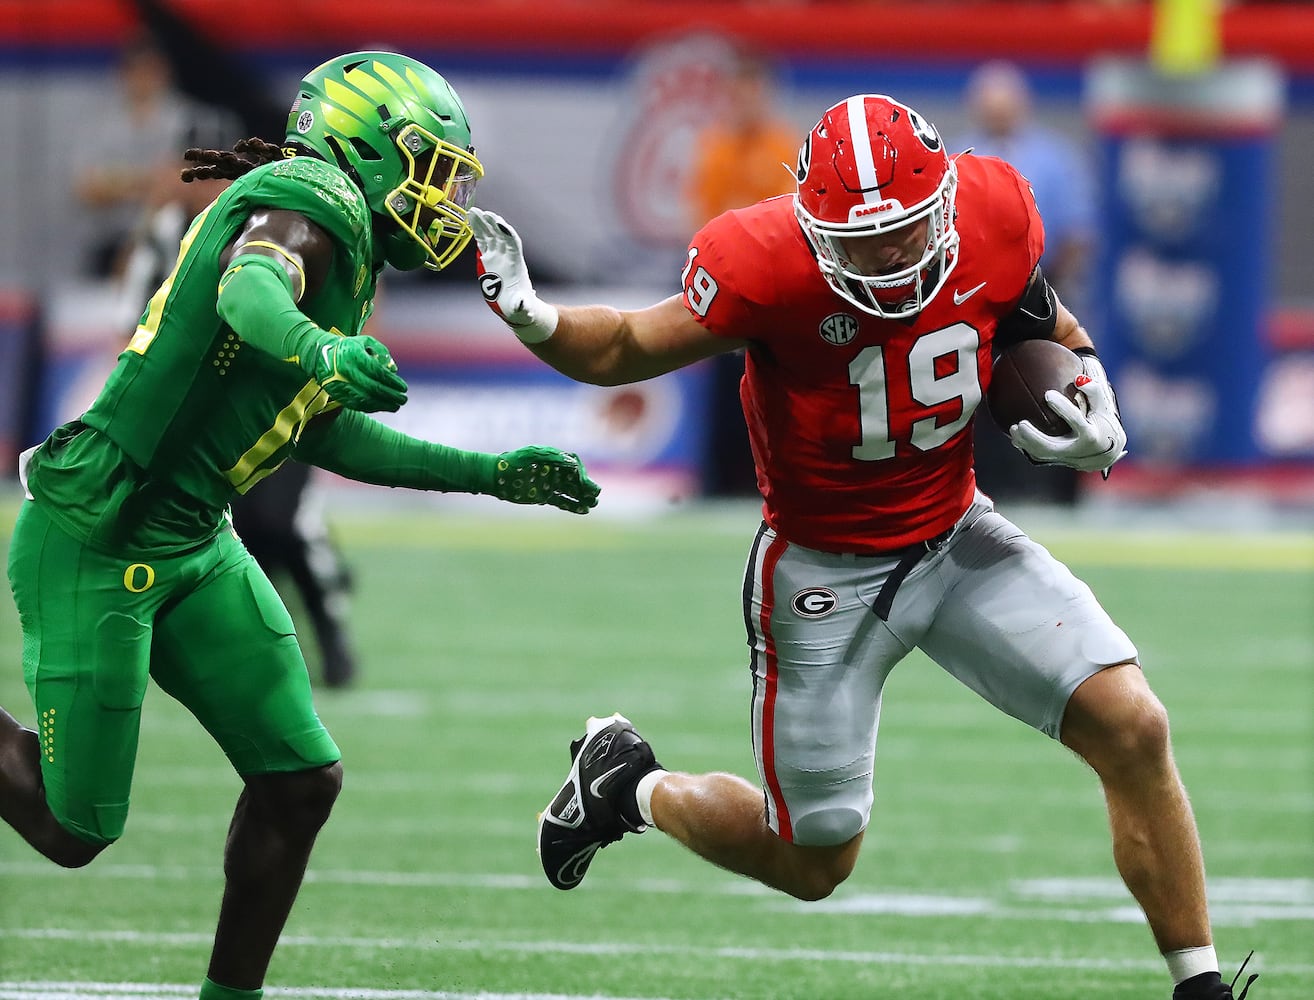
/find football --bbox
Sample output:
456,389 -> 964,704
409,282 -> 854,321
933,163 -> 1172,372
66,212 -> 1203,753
985,339 -> 1086,436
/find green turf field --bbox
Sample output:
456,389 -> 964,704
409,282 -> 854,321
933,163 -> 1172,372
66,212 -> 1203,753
0,498 -> 1310,999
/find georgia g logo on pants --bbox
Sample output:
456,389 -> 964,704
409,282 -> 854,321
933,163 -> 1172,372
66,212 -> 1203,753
791,587 -> 838,618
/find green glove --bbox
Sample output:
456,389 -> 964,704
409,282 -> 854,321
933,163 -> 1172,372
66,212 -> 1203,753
309,335 -> 409,413
490,445 -> 601,515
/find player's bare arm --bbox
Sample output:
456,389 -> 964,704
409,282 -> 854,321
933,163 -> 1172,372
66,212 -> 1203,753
469,208 -> 744,386
542,295 -> 742,386
1051,298 -> 1096,355
221,208 -> 335,302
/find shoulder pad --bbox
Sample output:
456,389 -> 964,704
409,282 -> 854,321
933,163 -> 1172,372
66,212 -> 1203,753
270,157 -> 370,241
956,155 -> 1044,282
253,157 -> 371,247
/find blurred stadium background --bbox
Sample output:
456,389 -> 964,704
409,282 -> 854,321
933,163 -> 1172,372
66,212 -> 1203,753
0,1 -> 1311,998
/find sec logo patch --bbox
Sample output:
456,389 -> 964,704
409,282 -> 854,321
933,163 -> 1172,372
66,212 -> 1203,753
819,313 -> 858,346
791,587 -> 838,618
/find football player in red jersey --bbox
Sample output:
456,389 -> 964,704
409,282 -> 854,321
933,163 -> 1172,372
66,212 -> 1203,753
471,95 -> 1253,1000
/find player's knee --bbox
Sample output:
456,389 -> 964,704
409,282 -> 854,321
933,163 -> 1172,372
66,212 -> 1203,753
793,805 -> 865,848
787,862 -> 852,902
40,795 -> 123,866
49,835 -> 108,869
296,760 -> 343,822
1074,690 -> 1171,772
40,812 -> 112,869
784,808 -> 863,901
266,761 -> 343,832
1114,696 -> 1171,763
787,847 -> 860,902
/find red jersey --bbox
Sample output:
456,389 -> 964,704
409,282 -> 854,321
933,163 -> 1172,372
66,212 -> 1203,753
682,154 -> 1044,554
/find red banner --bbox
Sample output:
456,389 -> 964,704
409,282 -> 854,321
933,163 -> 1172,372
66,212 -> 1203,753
6,1 -> 1313,72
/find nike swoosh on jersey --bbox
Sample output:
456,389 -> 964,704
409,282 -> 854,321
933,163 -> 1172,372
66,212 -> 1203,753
953,281 -> 987,305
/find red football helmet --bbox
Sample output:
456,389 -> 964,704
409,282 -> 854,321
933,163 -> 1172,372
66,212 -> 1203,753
794,95 -> 959,319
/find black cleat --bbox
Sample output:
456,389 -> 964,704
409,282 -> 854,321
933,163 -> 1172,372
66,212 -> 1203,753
537,713 -> 660,890
1173,952 -> 1259,1000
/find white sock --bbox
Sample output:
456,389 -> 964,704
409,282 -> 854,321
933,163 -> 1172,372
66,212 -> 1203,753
634,768 -> 669,827
1165,945 -> 1218,984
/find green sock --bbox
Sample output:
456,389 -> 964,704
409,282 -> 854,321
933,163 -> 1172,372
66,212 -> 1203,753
199,977 -> 263,1000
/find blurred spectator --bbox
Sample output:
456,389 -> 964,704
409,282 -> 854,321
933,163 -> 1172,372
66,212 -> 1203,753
73,32 -> 237,278
961,60 -> 1098,507
111,158 -> 230,332
687,47 -> 799,497
130,0 -> 288,141
960,60 -> 1096,309
686,48 -> 797,229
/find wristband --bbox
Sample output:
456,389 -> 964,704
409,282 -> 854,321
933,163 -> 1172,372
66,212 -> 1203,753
1072,347 -> 1110,385
512,300 -> 559,345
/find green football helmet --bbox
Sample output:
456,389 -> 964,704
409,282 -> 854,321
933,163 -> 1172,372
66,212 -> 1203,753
286,51 -> 484,271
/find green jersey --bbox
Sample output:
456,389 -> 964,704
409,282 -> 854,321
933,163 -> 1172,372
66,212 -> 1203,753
29,156 -> 377,554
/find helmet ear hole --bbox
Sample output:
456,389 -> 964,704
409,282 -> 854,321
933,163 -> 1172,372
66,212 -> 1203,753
348,136 -> 383,161
323,135 -> 355,176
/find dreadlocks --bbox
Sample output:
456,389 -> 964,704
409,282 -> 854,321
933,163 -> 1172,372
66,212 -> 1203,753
181,137 -> 286,182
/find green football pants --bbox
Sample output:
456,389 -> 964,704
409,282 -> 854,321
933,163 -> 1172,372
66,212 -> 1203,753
6,500 -> 340,845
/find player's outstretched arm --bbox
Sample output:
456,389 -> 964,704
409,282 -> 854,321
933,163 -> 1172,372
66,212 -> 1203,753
469,207 -> 735,386
296,411 -> 600,514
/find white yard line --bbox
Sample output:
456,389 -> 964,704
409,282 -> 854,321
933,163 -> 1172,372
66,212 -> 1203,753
0,927 -> 1311,976
2,859 -> 1310,912
0,986 -> 680,1000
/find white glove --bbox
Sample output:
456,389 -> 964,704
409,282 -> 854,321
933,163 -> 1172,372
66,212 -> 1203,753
1009,355 -> 1128,476
468,207 -> 559,345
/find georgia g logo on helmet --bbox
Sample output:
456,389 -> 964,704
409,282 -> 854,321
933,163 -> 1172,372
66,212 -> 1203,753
905,106 -> 943,152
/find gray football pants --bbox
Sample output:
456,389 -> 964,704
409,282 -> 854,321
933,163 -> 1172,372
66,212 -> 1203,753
741,493 -> 1137,846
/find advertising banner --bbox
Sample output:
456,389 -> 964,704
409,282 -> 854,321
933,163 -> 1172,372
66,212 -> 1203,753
1088,58 -> 1285,466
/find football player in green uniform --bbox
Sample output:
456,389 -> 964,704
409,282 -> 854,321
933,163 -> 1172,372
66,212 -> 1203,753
0,52 -> 599,1000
